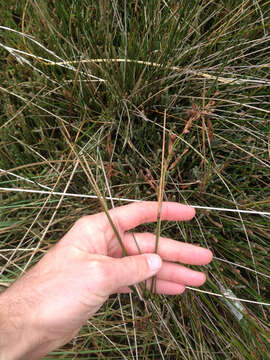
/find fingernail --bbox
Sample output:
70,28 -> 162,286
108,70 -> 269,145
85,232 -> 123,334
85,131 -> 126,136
146,254 -> 162,271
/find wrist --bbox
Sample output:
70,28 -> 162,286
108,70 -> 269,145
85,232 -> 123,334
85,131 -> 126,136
0,288 -> 32,359
0,281 -> 76,360
0,286 -> 53,360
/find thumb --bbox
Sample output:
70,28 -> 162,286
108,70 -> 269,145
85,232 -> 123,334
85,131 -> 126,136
101,254 -> 162,295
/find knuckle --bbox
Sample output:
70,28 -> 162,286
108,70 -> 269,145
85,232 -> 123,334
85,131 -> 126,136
127,256 -> 147,282
87,260 -> 109,283
74,215 -> 97,237
75,215 -> 91,229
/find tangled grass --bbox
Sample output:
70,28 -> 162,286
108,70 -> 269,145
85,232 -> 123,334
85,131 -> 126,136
0,1 -> 270,358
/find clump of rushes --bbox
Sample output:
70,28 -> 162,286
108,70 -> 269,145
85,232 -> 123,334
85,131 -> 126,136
0,0 -> 270,358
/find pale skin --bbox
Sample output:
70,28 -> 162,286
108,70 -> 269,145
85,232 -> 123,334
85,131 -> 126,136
0,202 -> 213,360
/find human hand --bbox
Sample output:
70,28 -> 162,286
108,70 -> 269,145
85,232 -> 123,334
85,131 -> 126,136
0,202 -> 212,360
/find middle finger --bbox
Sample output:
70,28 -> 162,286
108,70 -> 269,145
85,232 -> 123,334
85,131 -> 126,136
123,232 -> 213,265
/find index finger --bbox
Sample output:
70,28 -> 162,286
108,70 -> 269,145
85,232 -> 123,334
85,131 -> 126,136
104,201 -> 195,233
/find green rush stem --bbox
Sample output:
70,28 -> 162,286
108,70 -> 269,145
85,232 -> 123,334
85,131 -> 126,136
151,110 -> 167,293
82,155 -> 128,257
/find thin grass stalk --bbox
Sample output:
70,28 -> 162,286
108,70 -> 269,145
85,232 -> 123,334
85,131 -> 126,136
81,155 -> 128,257
150,110 -> 167,293
98,149 -> 135,359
